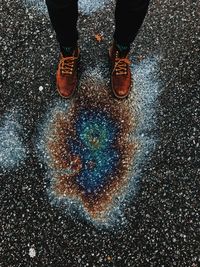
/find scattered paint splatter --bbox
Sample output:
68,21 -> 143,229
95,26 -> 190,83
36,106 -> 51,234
23,0 -> 112,15
0,110 -> 27,171
37,56 -> 161,229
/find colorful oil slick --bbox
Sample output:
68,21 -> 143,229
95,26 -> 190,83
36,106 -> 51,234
37,57 -> 160,228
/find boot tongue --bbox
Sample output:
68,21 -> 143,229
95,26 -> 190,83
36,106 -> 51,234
115,43 -> 130,58
60,46 -> 75,57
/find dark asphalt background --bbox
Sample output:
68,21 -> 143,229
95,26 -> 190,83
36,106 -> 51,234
0,0 -> 199,266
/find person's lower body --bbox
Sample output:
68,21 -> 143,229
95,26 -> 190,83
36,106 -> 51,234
46,0 -> 150,98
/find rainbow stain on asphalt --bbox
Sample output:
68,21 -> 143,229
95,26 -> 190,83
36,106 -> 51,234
37,58 -> 160,228
37,75 -> 138,228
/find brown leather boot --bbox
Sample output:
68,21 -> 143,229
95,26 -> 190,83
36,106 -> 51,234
56,48 -> 80,98
109,44 -> 132,99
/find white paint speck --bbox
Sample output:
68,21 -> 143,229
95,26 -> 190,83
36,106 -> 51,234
29,247 -> 36,258
39,86 -> 43,91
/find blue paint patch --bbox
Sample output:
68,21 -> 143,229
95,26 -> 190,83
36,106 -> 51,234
76,109 -> 118,149
74,148 -> 119,193
0,111 -> 27,171
70,109 -> 120,192
23,0 -> 112,15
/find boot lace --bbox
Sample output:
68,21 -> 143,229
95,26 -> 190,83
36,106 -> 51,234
113,52 -> 131,75
59,55 -> 78,75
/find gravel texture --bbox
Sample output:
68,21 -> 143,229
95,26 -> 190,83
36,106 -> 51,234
0,0 -> 199,266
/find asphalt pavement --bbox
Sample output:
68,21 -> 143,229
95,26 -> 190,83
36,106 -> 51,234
0,0 -> 199,266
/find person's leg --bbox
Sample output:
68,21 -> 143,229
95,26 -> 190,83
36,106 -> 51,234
109,0 -> 150,99
45,0 -> 80,98
114,0 -> 150,50
46,0 -> 79,51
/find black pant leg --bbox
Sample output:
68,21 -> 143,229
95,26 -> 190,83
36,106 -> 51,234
46,0 -> 79,47
114,0 -> 150,46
